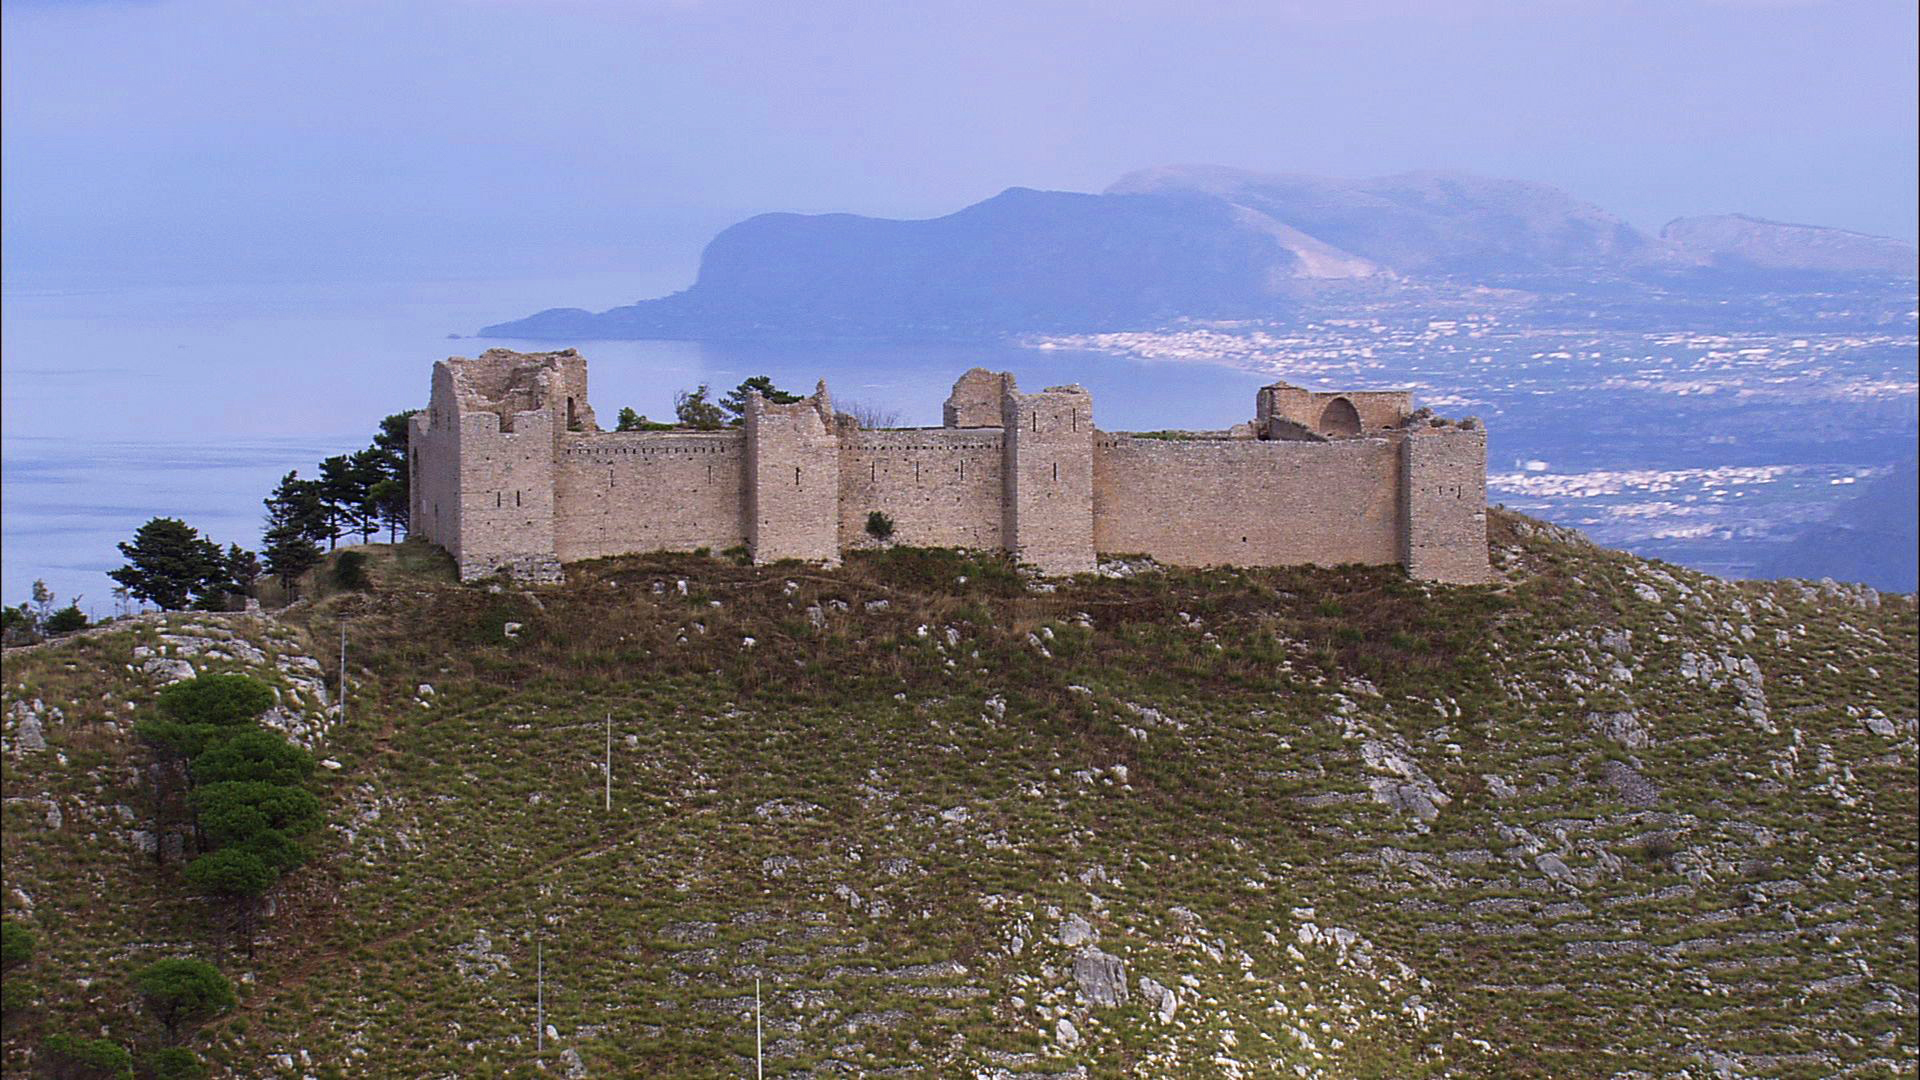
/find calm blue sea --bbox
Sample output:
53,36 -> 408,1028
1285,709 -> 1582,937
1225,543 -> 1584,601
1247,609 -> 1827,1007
0,276 -> 1266,613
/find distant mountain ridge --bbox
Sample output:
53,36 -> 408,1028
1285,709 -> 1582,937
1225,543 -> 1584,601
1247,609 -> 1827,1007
482,166 -> 1917,340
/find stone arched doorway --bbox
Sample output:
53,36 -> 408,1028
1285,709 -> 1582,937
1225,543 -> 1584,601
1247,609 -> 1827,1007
1319,397 -> 1361,436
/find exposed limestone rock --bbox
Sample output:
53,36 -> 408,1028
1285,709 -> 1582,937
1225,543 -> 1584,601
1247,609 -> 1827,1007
1590,710 -> 1651,750
1071,947 -> 1128,1007
1057,914 -> 1097,948
1599,759 -> 1661,808
1363,739 -> 1451,822
1138,976 -> 1179,1023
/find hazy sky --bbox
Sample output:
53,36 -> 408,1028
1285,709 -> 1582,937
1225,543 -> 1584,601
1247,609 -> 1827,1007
4,0 -> 1916,289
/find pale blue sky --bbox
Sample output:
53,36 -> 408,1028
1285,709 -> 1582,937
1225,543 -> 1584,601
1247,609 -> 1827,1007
4,0 -> 1915,289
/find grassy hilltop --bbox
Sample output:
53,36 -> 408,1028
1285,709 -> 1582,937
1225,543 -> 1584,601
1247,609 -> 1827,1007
2,512 -> 1915,1078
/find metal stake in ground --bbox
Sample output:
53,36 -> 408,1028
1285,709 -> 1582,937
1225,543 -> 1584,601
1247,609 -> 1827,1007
338,620 -> 347,727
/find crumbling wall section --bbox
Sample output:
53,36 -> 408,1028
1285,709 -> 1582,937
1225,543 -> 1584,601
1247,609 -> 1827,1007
746,390 -> 842,564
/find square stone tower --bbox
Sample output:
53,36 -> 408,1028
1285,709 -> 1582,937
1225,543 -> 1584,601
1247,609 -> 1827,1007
1002,384 -> 1096,575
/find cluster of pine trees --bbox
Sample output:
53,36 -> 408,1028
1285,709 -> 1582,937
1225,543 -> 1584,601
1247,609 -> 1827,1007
258,411 -> 416,597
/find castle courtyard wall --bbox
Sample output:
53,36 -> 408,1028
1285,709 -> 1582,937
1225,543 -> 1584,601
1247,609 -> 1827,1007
552,431 -> 747,562
838,429 -> 1006,551
1091,435 -> 1402,567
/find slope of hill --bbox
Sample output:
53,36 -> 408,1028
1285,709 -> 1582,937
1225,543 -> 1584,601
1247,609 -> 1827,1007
1758,457 -> 1920,593
1662,215 -> 1920,276
480,168 -> 1917,341
3,516 -> 1916,1077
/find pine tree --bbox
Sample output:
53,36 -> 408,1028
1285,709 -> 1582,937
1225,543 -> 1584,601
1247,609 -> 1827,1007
261,472 -> 325,596
674,385 -> 726,430
110,519 -> 225,611
721,376 -> 801,425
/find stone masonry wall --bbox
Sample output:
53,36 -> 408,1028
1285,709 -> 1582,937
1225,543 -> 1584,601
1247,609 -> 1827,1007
1092,436 -> 1403,568
1003,387 -> 1096,575
838,430 -> 1005,551
746,393 -> 842,564
414,351 -> 1491,584
1399,429 -> 1492,585
553,431 -> 746,562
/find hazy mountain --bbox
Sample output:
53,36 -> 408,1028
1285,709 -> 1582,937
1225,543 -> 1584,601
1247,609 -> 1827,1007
485,188 -> 1306,340
1661,213 -> 1919,275
1757,456 -> 1919,592
1108,165 -> 1665,277
481,167 -> 1917,340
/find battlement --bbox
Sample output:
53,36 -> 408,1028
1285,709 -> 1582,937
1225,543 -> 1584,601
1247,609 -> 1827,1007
410,351 -> 1489,584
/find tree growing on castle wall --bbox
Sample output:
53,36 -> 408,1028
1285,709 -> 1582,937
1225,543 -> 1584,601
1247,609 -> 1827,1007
721,376 -> 801,425
674,385 -> 726,430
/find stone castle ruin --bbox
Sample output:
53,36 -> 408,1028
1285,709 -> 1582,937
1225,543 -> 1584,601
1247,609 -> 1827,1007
409,349 -> 1490,584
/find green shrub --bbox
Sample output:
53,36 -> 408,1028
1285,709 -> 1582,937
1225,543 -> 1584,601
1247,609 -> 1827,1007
43,605 -> 88,635
190,730 -> 315,787
865,511 -> 895,542
332,550 -> 369,590
183,848 -> 279,899
0,919 -> 32,968
141,1047 -> 208,1080
41,1033 -> 134,1079
1,976 -> 35,1016
156,675 -> 275,729
132,958 -> 235,1042
189,782 -> 322,849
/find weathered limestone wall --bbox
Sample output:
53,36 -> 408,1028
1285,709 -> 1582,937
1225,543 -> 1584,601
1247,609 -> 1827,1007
449,407 -> 560,581
1092,436 -> 1402,567
1003,387 -> 1096,574
746,392 -> 842,564
944,368 -> 1015,428
413,351 -> 1491,585
1258,384 -> 1412,437
408,364 -> 464,560
553,432 -> 746,562
1399,429 -> 1492,585
838,430 -> 1005,550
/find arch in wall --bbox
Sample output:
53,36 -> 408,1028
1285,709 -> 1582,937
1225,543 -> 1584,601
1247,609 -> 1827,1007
1319,397 -> 1361,436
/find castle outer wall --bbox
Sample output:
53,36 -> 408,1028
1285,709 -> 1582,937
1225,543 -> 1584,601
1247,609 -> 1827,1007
410,349 -> 1491,585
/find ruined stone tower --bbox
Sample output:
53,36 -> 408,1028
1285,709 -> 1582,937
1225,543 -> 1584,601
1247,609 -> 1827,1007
410,349 -> 1490,585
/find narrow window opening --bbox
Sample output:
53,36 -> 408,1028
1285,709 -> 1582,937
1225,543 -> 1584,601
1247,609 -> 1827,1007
795,465 -> 802,488
1052,462 -> 1058,481
515,490 -> 522,507
1031,413 -> 1038,432
495,492 -> 501,508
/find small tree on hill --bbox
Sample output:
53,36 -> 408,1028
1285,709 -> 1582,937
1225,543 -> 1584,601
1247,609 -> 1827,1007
673,385 -> 725,430
721,376 -> 801,425
39,1034 -> 133,1080
110,519 -> 226,611
132,958 -> 234,1044
614,406 -> 652,432
43,604 -> 88,635
190,729 -> 315,787
262,472 -> 326,597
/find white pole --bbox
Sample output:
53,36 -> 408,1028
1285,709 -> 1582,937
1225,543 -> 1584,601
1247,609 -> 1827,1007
605,713 -> 612,812
338,621 -> 347,726
537,938 -> 544,1053
755,977 -> 763,1080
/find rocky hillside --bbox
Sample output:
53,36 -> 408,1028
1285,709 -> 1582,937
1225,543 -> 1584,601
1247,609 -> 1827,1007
3,513 -> 1915,1078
